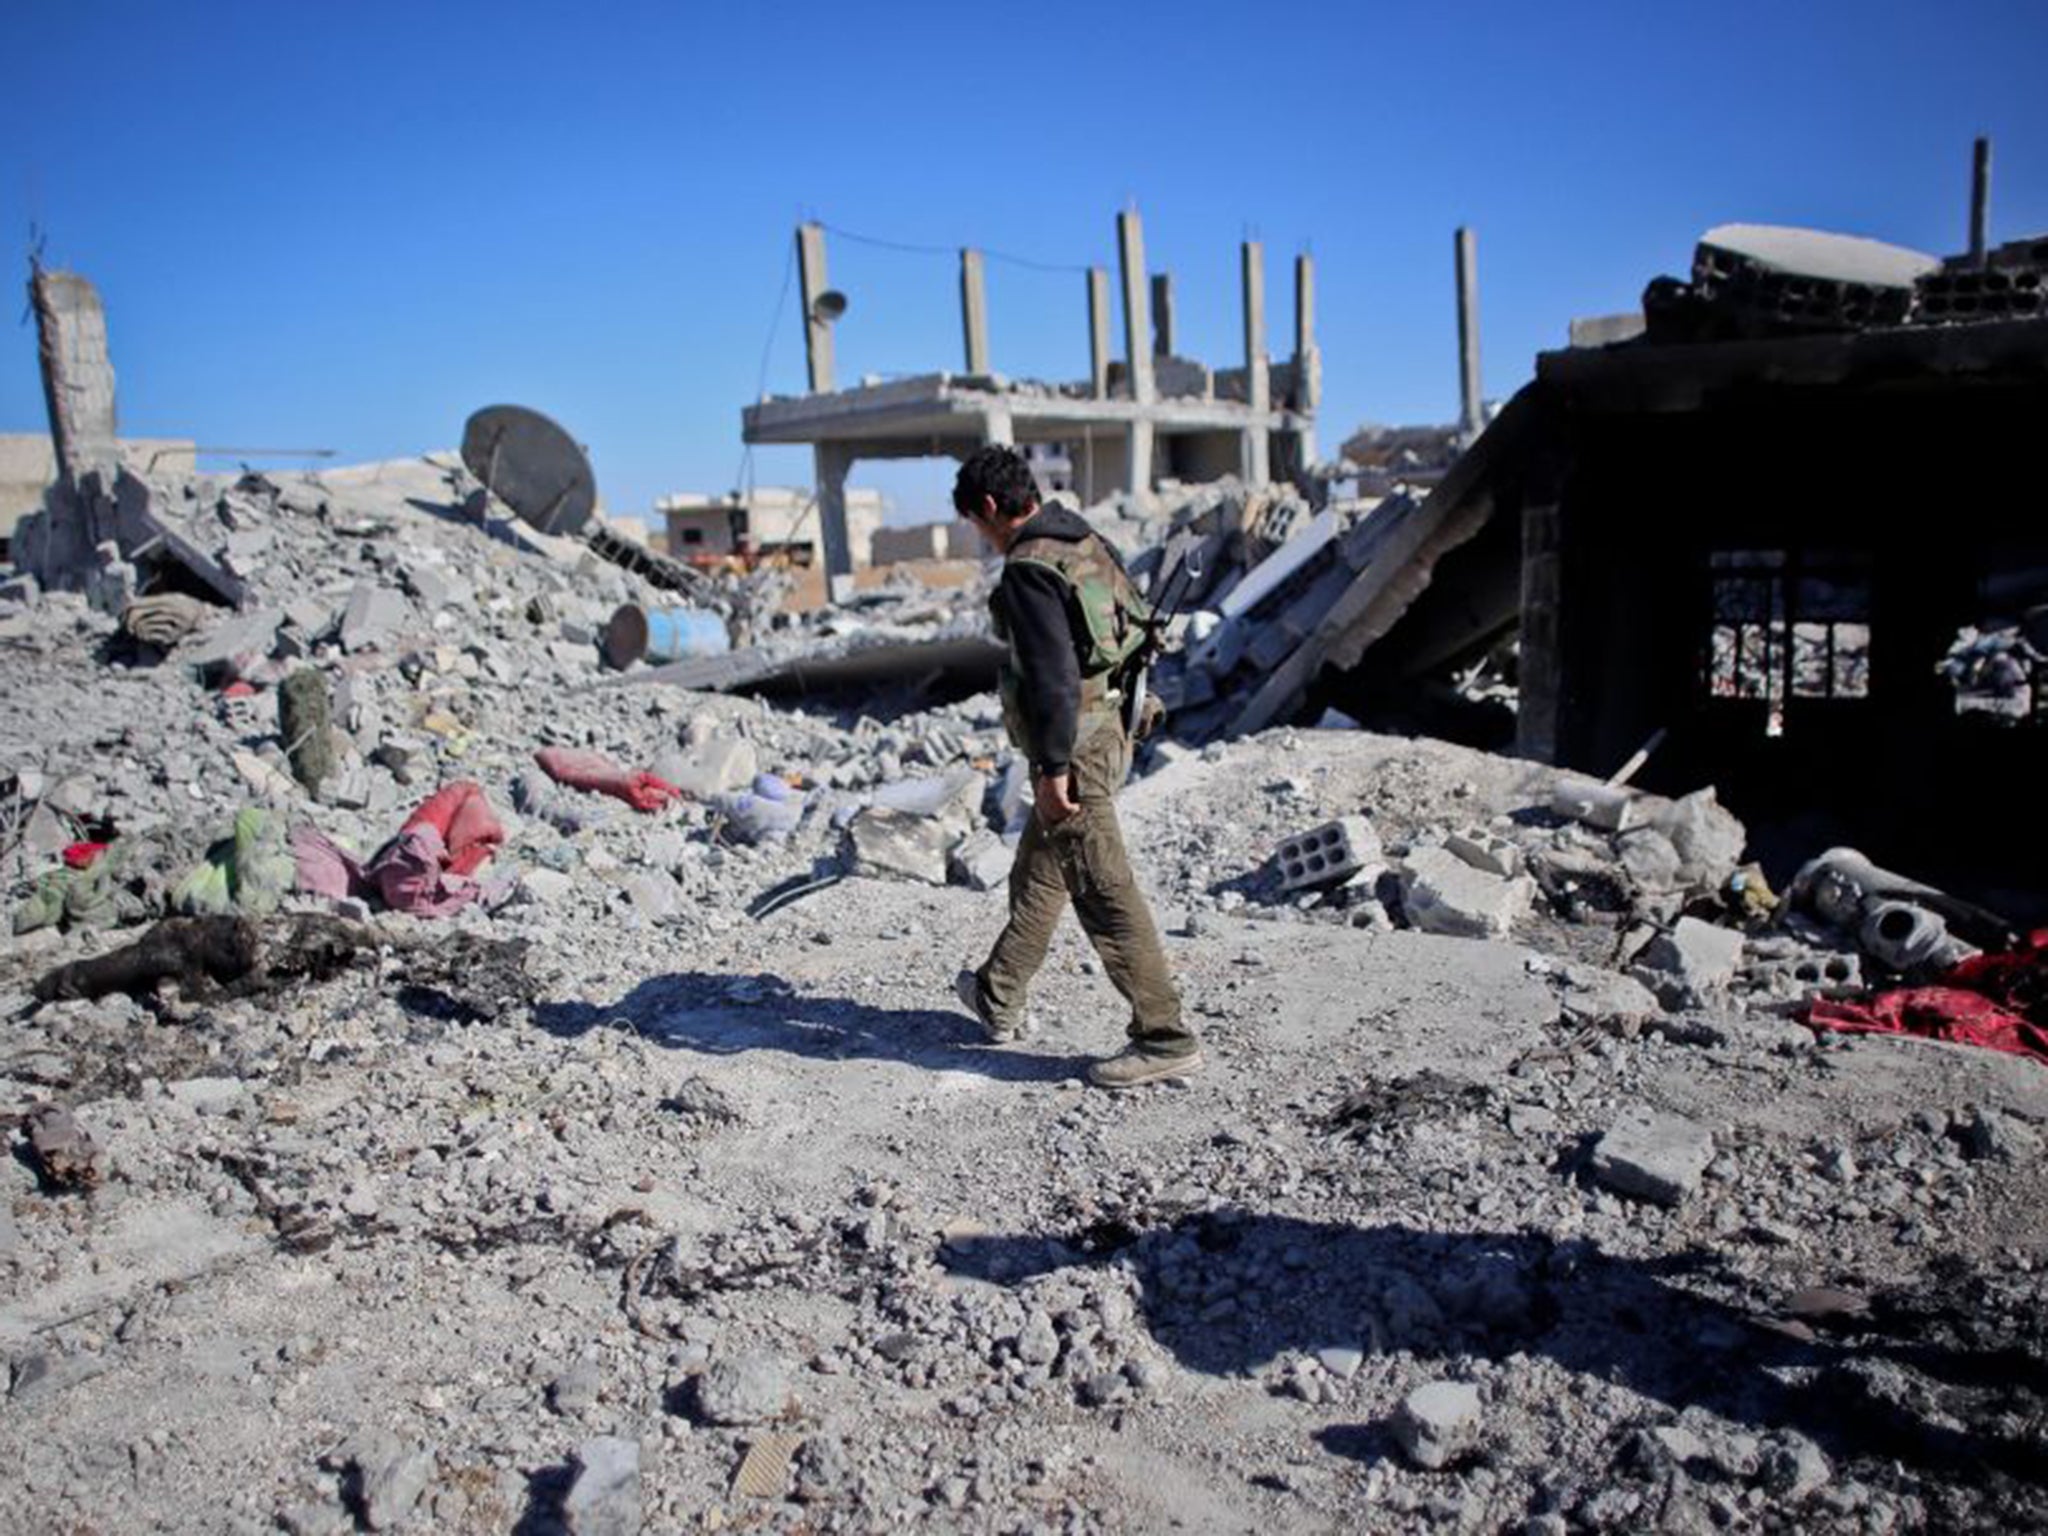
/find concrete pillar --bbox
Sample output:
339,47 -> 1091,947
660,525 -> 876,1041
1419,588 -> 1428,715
1970,136 -> 1992,264
1087,268 -> 1112,399
1455,228 -> 1483,440
813,442 -> 854,583
1290,253 -> 1320,463
1241,242 -> 1271,485
1150,272 -> 1175,357
959,248 -> 991,374
1125,419 -> 1154,497
1117,211 -> 1154,404
983,410 -> 1014,447
796,222 -> 835,394
30,267 -> 118,485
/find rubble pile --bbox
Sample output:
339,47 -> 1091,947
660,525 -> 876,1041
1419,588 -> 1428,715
0,452 -> 2045,1533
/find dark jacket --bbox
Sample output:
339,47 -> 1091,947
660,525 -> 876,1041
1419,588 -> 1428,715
995,504 -> 1126,777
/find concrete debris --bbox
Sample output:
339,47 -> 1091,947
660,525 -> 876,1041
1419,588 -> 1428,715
1272,815 -> 1380,892
1591,1106 -> 1715,1206
1,357 -> 2043,1530
948,829 -> 1015,892
847,805 -> 953,885
1633,916 -> 1745,1008
1399,845 -> 1533,938
563,1435 -> 641,1535
691,1351 -> 792,1426
23,1101 -> 105,1190
1392,1379 -> 1483,1469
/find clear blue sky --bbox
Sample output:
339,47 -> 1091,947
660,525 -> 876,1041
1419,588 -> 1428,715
6,1 -> 2046,527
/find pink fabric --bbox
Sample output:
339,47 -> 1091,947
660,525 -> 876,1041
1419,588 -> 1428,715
402,780 -> 504,877
290,781 -> 509,917
534,746 -> 682,813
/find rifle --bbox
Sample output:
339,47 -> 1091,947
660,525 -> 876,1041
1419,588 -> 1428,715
1121,547 -> 1205,738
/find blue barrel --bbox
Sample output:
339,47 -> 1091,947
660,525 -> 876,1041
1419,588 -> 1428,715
602,603 -> 731,668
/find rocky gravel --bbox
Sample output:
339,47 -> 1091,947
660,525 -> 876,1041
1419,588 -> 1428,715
0,461 -> 2044,1533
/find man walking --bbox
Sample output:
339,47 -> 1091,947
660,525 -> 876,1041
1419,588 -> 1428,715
950,445 -> 1200,1089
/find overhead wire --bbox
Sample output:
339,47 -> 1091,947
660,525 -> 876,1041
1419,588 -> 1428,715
818,220 -> 1093,275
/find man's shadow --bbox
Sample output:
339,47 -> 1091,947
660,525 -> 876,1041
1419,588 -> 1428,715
942,1207 -> 2048,1487
532,970 -> 1077,1084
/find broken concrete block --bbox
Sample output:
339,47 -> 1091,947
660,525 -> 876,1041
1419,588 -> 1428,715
562,1436 -> 641,1536
372,734 -> 430,786
1444,828 -> 1521,879
1591,1106 -> 1714,1205
1272,816 -> 1380,892
1391,1380 -> 1482,1469
621,873 -> 679,921
518,868 -> 575,905
1399,846 -> 1533,938
343,1432 -> 436,1532
1617,828 -> 1683,892
692,1351 -> 791,1426
1634,916 -> 1743,1004
1552,960 -> 1663,1036
1652,788 -> 1746,887
184,608 -> 283,682
870,766 -> 986,837
400,563 -> 451,613
657,736 -> 758,800
1549,777 -> 1636,833
339,583 -> 407,653
949,830 -> 1015,892
847,807 -> 952,885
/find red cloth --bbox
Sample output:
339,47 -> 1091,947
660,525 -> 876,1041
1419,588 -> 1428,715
1805,929 -> 2048,1063
534,747 -> 681,813
402,780 -> 504,877
221,680 -> 258,699
61,842 -> 110,870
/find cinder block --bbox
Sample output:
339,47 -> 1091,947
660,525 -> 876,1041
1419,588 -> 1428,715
1273,815 -> 1381,892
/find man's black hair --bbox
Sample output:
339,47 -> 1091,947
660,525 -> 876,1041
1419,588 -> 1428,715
952,444 -> 1039,520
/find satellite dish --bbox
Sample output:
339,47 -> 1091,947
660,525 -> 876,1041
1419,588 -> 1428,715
811,289 -> 848,323
460,404 -> 597,537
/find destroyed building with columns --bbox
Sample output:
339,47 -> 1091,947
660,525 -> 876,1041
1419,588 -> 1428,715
740,211 -> 1321,581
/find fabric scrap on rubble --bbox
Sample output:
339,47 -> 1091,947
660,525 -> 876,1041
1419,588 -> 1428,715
62,841 -> 110,870
1806,929 -> 2048,1063
173,807 -> 294,918
535,746 -> 682,813
121,592 -> 213,650
291,781 -> 507,917
14,840 -> 146,934
715,788 -> 806,846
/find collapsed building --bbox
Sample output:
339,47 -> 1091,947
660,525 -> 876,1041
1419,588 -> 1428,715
740,212 -> 1322,583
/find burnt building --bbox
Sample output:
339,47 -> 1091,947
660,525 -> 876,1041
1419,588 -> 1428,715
1363,225 -> 2048,909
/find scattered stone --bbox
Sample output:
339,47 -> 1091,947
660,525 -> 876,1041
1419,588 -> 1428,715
692,1351 -> 791,1425
948,829 -> 1015,892
345,1432 -> 436,1532
1633,916 -> 1744,1007
1400,846 -> 1533,938
1391,1380 -> 1482,1469
563,1435 -> 641,1535
339,583 -> 408,652
1760,1431 -> 1831,1500
1591,1106 -> 1716,1206
847,806 -> 953,885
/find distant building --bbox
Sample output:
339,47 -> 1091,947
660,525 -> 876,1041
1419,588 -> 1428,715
0,434 -> 196,551
870,519 -> 994,566
658,486 -> 884,567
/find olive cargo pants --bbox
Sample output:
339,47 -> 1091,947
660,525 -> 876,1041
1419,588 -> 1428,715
977,718 -> 1194,1056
